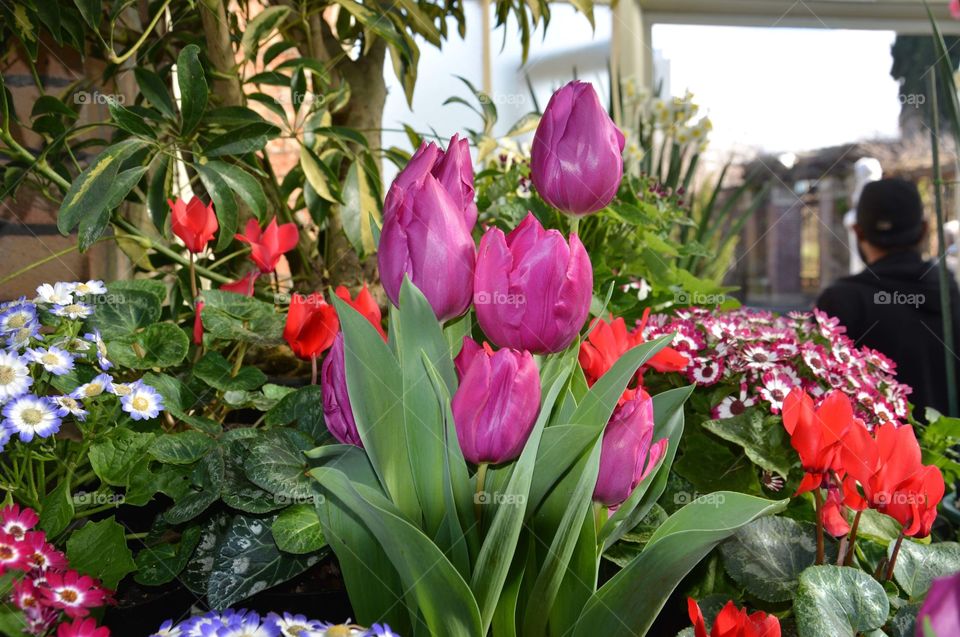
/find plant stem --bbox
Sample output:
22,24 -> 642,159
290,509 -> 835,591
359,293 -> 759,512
844,509 -> 863,566
113,218 -> 233,285
310,354 -> 318,385
107,0 -> 173,64
474,463 -> 489,527
927,75 -> 959,415
813,488 -> 825,565
568,215 -> 581,237
189,252 -> 199,304
886,533 -> 905,582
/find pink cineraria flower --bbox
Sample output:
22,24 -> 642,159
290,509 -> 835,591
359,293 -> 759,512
1,504 -> 39,540
712,383 -> 757,419
20,532 -> 67,572
742,344 -> 779,370
0,532 -> 28,574
43,571 -> 107,617
813,308 -> 844,339
758,370 -> 798,413
687,356 -> 724,385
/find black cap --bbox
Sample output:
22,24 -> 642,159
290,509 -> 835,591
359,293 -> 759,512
856,178 -> 925,248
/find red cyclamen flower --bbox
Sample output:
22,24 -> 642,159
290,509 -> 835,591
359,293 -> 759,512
283,293 -> 339,361
235,217 -> 299,273
688,597 -> 781,637
168,196 -> 218,254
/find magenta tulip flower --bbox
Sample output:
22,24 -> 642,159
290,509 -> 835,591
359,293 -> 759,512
916,572 -> 960,637
321,333 -> 362,447
474,213 -> 592,354
530,81 -> 626,216
378,171 -> 476,322
452,337 -> 541,465
385,135 -> 477,231
593,393 -> 668,507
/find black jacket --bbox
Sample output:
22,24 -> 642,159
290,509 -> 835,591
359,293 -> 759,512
816,251 -> 960,419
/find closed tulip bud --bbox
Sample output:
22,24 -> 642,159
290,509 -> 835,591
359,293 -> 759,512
474,213 -> 592,354
169,196 -> 218,253
452,337 -> 541,465
593,393 -> 667,507
283,293 -> 339,361
378,174 -> 475,321
916,572 -> 960,637
385,135 -> 477,231
321,333 -> 363,447
530,81 -> 626,216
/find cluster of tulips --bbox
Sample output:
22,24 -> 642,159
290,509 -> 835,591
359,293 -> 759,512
782,387 -> 945,574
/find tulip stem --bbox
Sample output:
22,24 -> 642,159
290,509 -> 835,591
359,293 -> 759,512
844,509 -> 863,566
310,354 -> 318,385
569,216 -> 581,237
813,488 -> 825,565
474,463 -> 489,528
886,533 -> 905,582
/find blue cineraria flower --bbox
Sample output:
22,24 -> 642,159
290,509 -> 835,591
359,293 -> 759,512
0,303 -> 37,334
178,611 -> 224,637
121,382 -> 164,421
83,330 -> 112,370
52,395 -> 88,422
35,282 -> 74,305
26,346 -> 75,376
52,302 -> 93,320
70,373 -> 113,400
364,625 -> 399,637
6,322 -> 40,351
218,613 -> 280,637
71,280 -> 107,297
2,394 -> 61,442
266,612 -> 324,637
0,351 -> 32,403
0,426 -> 9,452
149,619 -> 182,637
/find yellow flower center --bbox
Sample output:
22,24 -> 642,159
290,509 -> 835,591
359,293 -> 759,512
0,365 -> 14,385
132,396 -> 149,412
8,315 -> 25,329
42,353 -> 58,365
0,546 -> 13,560
21,408 -> 42,426
58,589 -> 78,603
84,383 -> 102,397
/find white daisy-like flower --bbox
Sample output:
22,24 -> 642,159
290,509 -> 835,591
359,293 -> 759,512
267,612 -> 323,637
121,383 -> 164,420
6,323 -> 40,350
70,373 -> 114,399
35,282 -> 74,306
83,330 -> 112,370
26,346 -> 75,376
2,395 -> 61,442
110,381 -> 135,396
71,280 -> 107,296
758,371 -> 798,412
0,351 -> 32,403
51,303 -> 93,320
52,396 -> 88,422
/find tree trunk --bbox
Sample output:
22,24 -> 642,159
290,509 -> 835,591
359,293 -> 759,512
199,0 -> 245,107
326,38 -> 388,289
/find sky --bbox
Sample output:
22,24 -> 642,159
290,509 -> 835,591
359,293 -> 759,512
382,12 -> 906,164
652,25 -> 903,155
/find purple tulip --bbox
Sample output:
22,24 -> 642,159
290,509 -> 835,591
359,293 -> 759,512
452,337 -> 541,465
321,333 -> 363,447
530,81 -> 626,216
385,135 -> 477,231
593,393 -> 668,507
473,213 -> 592,354
378,171 -> 476,322
916,572 -> 960,637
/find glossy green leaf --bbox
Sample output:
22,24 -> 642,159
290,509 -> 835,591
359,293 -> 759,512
339,158 -> 380,256
794,565 -> 889,637
194,351 -> 267,392
134,67 -> 176,119
134,524 -> 202,586
702,408 -> 795,478
195,162 -> 238,251
66,517 -> 137,589
150,431 -> 215,465
58,138 -> 146,234
203,160 -> 268,221
241,6 -> 291,60
106,322 -> 189,370
892,540 -> 960,598
177,44 -> 207,134
199,290 -> 284,345
572,493 -> 787,637
272,504 -> 327,554
207,513 -> 319,608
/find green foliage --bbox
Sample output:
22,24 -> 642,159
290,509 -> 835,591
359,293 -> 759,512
793,565 -> 890,637
66,518 -> 138,589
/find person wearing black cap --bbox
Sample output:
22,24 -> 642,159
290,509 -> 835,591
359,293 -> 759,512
817,177 -> 960,418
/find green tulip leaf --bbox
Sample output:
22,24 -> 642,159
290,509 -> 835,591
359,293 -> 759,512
572,493 -> 787,637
